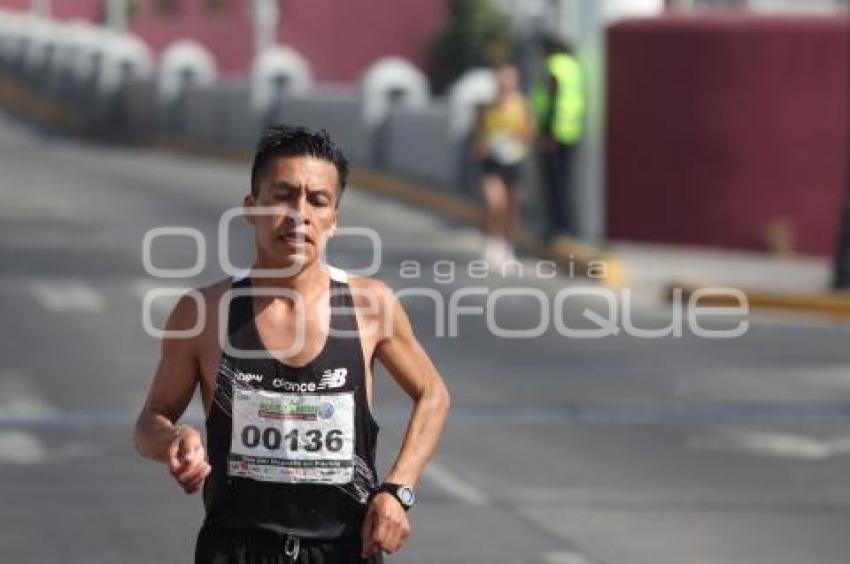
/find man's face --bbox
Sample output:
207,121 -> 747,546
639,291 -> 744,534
245,155 -> 339,271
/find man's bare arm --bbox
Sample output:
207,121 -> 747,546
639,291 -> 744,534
376,292 -> 451,486
134,294 -> 211,493
361,282 -> 451,557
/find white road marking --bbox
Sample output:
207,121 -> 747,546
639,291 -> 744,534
0,236 -> 115,251
132,278 -> 183,315
0,198 -> 80,221
689,428 -> 850,460
0,431 -> 100,465
54,443 -> 102,461
0,373 -> 101,464
539,552 -> 598,564
421,459 -> 490,506
31,279 -> 105,313
0,372 -> 58,422
0,431 -> 48,465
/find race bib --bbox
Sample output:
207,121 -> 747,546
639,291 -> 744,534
228,389 -> 355,485
487,132 -> 527,165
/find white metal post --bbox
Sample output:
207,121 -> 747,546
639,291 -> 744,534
106,0 -> 129,32
551,0 -> 605,243
252,0 -> 279,57
30,0 -> 50,17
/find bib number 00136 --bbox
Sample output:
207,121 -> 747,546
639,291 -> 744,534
239,426 -> 344,453
228,389 -> 355,485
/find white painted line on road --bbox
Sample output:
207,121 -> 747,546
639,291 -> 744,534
689,428 -> 850,460
540,551 -> 598,564
0,233 -> 116,251
54,442 -> 102,462
0,431 -> 48,465
0,199 -> 81,222
0,430 -> 99,464
0,372 -> 58,421
31,279 -> 105,313
0,374 -> 102,462
422,460 -> 490,506
132,278 -> 182,315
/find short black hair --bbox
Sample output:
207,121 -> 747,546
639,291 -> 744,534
541,34 -> 572,56
250,125 -> 349,203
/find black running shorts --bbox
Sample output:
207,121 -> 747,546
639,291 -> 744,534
195,525 -> 385,564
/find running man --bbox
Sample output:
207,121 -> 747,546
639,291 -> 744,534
134,125 -> 451,563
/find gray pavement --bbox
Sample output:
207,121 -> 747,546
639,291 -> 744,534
1,112 -> 850,563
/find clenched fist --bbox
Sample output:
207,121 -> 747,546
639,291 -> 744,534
361,492 -> 411,558
167,425 -> 211,494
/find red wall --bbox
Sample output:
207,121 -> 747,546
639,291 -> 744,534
52,0 -> 101,21
0,0 -> 447,81
607,14 -> 849,256
0,0 -> 28,12
128,0 -> 254,76
0,0 -> 101,20
130,0 -> 447,80
275,0 -> 445,82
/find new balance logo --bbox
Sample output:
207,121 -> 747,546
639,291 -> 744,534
319,368 -> 347,389
270,368 -> 348,392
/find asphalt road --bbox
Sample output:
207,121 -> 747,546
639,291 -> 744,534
1,112 -> 849,564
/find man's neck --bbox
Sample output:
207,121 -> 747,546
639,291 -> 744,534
249,259 -> 329,299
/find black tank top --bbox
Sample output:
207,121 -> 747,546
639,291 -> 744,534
203,268 -> 380,539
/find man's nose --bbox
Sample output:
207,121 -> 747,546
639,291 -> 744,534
285,197 -> 311,225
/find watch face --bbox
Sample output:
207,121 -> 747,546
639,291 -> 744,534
398,486 -> 415,506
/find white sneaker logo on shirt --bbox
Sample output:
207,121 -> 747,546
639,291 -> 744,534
319,368 -> 347,389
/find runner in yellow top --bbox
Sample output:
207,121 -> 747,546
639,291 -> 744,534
471,63 -> 535,268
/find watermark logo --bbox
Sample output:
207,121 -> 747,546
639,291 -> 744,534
141,211 -> 750,352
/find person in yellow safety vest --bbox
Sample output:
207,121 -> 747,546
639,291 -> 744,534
532,35 -> 585,241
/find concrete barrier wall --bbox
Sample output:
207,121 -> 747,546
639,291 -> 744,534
382,104 -> 461,190
221,86 -> 262,151
180,81 -> 252,148
123,79 -> 158,141
0,28 -> 554,236
272,90 -> 372,165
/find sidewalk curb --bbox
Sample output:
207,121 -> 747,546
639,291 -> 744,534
672,280 -> 850,319
0,76 -> 84,133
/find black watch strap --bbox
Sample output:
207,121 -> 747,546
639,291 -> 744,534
376,482 -> 415,511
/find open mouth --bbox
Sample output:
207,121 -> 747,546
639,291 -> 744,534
277,232 -> 312,246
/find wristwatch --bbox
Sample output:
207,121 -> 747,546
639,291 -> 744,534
376,482 -> 416,511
